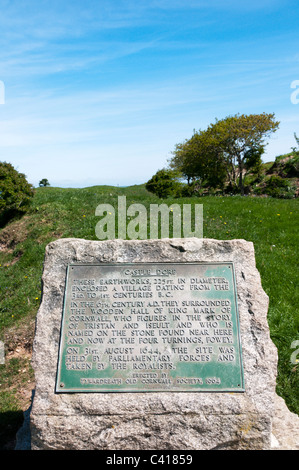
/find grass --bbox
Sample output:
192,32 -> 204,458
0,184 -> 298,448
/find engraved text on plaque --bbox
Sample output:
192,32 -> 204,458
55,263 -> 245,392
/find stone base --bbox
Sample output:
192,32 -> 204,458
271,394 -> 299,450
26,238 -> 298,450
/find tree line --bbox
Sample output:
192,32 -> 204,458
146,113 -> 281,198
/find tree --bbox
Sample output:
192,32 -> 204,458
170,132 -> 204,184
244,145 -> 264,178
169,113 -> 280,195
205,113 -> 280,194
0,162 -> 34,224
39,178 -> 50,187
169,130 -> 227,189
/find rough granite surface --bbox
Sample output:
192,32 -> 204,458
24,238 -> 298,450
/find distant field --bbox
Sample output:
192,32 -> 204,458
0,184 -> 298,448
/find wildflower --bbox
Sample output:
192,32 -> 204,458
277,214 -> 280,216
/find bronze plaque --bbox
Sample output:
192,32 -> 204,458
55,263 -> 245,392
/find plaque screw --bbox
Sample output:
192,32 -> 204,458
60,383 -> 65,388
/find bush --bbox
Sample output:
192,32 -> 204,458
0,162 -> 34,224
283,155 -> 299,178
180,181 -> 201,197
224,182 -> 240,195
254,175 -> 295,198
270,154 -> 299,178
145,169 -> 181,198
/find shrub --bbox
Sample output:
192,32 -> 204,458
145,169 -> 181,198
180,181 -> 202,197
254,175 -> 295,198
283,155 -> 299,178
0,162 -> 34,224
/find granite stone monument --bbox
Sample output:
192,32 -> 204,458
25,237 -> 298,450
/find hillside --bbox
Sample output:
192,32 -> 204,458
150,152 -> 299,199
0,183 -> 298,448
220,152 -> 299,197
252,153 -> 299,198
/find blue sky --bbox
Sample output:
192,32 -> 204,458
0,0 -> 299,187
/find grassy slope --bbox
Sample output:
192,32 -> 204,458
0,184 -> 298,446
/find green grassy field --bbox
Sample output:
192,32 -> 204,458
0,184 -> 298,448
